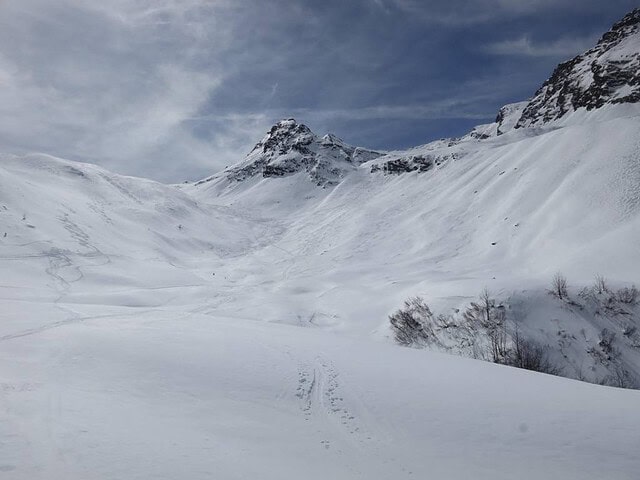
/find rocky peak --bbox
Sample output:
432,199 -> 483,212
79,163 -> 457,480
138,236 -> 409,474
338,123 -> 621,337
250,119 -> 314,156
604,8 -> 640,44
515,8 -> 640,128
220,119 -> 383,187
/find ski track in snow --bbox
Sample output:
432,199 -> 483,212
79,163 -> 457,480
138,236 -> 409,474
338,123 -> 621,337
296,358 -> 360,437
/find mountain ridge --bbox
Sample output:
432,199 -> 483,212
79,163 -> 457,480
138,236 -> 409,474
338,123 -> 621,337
516,7 -> 640,128
198,8 -> 640,188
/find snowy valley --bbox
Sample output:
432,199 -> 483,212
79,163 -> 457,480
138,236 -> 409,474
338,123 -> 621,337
2,7 -> 640,480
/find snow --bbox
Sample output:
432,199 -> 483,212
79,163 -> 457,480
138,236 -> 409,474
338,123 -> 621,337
2,103 -> 640,478
2,306 -> 639,479
4,4 -> 640,467
496,101 -> 528,135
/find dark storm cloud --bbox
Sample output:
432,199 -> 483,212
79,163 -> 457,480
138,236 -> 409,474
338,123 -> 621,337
0,0 -> 637,182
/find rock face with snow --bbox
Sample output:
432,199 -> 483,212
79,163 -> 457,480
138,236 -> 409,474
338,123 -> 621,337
199,119 -> 383,187
197,10 -> 640,187
516,8 -> 640,128
495,101 -> 528,135
200,11 -> 640,186
369,152 -> 463,174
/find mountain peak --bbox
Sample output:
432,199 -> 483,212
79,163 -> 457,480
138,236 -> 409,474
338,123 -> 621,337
515,8 -> 640,128
252,118 -> 314,156
213,120 -> 383,187
277,117 -> 298,125
264,118 -> 318,136
610,7 -> 640,33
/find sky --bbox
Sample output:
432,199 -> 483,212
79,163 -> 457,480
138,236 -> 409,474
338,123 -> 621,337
0,0 -> 637,183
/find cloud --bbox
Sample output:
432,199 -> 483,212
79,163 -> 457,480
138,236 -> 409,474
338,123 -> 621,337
0,0 -> 346,181
0,0 -> 233,181
0,0 -> 635,182
483,35 -> 599,58
371,0 -> 635,25
192,96 -> 496,126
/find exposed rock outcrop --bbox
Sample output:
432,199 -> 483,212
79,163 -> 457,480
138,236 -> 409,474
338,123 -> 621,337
516,9 -> 640,128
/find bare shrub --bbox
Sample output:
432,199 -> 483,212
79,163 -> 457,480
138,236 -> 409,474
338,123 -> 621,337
463,289 -> 508,363
594,274 -> 608,294
508,333 -> 560,375
550,272 -> 568,300
389,297 -> 435,347
603,364 -> 635,389
617,285 -> 638,304
598,328 -> 616,358
434,313 -> 456,330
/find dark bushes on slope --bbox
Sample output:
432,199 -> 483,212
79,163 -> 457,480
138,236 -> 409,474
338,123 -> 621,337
463,289 -> 508,363
508,328 -> 560,375
389,291 -> 560,376
618,285 -> 638,304
594,274 -> 609,294
389,297 -> 435,347
550,272 -> 568,299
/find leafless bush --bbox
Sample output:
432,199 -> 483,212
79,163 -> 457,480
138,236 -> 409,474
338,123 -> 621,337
434,313 -> 456,330
550,272 -> 568,300
598,328 -> 616,357
603,364 -> 634,389
463,289 -> 508,363
594,274 -> 608,294
617,285 -> 638,304
389,297 -> 435,347
508,328 -> 560,375
463,289 -> 492,326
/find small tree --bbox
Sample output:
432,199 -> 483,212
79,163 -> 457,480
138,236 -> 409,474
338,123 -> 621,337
550,272 -> 568,300
389,297 -> 435,347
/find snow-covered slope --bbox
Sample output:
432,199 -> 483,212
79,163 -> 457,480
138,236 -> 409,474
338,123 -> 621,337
183,9 -> 640,386
2,306 -> 639,480
2,8 -> 640,480
5,146 -> 639,479
0,152 -> 279,314
189,110 -> 640,384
